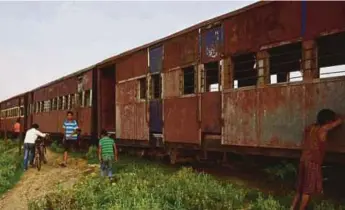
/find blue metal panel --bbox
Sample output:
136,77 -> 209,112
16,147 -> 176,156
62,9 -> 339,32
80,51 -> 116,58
203,26 -> 223,61
149,100 -> 163,133
149,46 -> 163,73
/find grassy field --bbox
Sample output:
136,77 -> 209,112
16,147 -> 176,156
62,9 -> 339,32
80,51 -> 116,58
27,145 -> 345,210
0,140 -> 24,196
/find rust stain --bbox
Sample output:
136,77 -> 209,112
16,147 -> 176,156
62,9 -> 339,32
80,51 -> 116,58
116,81 -> 148,140
116,49 -> 148,82
224,1 -> 301,55
201,92 -> 221,134
163,69 -> 181,98
163,30 -> 199,71
164,97 -> 199,144
305,1 -> 345,40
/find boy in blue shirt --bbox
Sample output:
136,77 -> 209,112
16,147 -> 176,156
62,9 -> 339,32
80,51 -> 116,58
61,111 -> 79,167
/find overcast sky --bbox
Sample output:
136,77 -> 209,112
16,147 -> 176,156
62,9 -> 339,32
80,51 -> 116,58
0,1 -> 255,101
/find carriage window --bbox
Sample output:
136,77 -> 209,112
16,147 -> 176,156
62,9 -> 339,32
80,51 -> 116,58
57,97 -> 62,110
317,32 -> 345,79
233,53 -> 257,88
269,42 -> 302,84
183,66 -> 195,94
52,98 -> 57,110
204,62 -> 219,92
20,106 -> 24,116
138,78 -> 147,99
78,92 -> 84,107
84,90 -> 91,107
44,100 -> 51,112
62,96 -> 67,110
151,74 -> 161,99
70,94 -> 76,109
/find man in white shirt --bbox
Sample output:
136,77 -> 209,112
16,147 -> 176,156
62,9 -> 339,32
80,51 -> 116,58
23,123 -> 47,171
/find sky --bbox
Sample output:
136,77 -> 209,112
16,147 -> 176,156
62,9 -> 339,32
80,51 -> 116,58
0,1 -> 254,101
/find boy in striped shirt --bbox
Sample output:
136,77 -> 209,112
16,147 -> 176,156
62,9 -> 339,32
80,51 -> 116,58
99,129 -> 118,180
62,111 -> 79,167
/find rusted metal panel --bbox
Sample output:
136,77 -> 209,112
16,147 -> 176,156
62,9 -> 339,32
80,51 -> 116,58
116,49 -> 148,82
223,79 -> 345,153
201,26 -> 224,63
304,1 -> 345,39
258,85 -> 304,148
163,30 -> 199,70
78,108 -> 92,136
163,69 -> 181,98
201,92 -> 221,134
116,80 -> 137,105
224,1 -> 301,55
149,46 -> 163,73
81,70 -> 93,90
57,77 -> 77,97
304,80 -> 345,152
32,112 -> 59,133
149,100 -> 162,133
116,81 -> 148,140
164,97 -> 199,144
223,89 -> 257,146
116,102 -> 149,140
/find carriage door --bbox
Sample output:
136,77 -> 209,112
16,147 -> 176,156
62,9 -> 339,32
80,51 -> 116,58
98,65 -> 116,136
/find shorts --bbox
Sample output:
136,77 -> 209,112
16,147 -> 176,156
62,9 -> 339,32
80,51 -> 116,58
296,161 -> 323,195
64,139 -> 78,152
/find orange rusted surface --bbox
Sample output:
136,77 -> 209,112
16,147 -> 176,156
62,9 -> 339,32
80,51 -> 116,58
116,80 -> 149,140
164,96 -> 199,144
223,78 -> 345,153
163,30 -> 199,70
224,1 -> 301,55
116,49 -> 148,82
163,69 -> 181,99
201,92 -> 221,134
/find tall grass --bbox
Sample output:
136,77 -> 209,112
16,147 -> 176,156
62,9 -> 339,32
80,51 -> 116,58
0,140 -> 24,195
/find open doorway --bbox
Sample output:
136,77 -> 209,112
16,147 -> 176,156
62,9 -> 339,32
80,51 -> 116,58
99,65 -> 116,133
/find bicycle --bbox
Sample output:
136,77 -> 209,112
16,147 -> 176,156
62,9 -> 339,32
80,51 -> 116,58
34,135 -> 49,171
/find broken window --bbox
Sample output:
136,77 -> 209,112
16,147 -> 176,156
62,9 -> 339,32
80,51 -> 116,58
20,106 -> 24,116
138,78 -> 147,100
204,62 -> 220,92
151,74 -> 161,99
52,98 -> 57,110
40,102 -> 44,112
269,42 -> 302,84
84,90 -> 91,107
183,66 -> 195,94
233,53 -> 257,88
317,32 -> 345,79
71,94 -> 76,109
62,96 -> 67,110
57,97 -> 62,110
43,100 -> 50,112
77,92 -> 83,107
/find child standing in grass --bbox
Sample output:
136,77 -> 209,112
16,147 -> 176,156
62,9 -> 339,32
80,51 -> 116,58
99,129 -> 118,181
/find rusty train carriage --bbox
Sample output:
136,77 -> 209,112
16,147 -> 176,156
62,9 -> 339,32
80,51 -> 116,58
2,1 -> 345,163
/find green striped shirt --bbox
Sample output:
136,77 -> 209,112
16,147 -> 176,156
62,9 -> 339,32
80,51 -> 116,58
99,137 -> 115,159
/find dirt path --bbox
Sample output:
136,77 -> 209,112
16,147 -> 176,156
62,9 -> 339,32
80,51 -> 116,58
0,150 -> 94,210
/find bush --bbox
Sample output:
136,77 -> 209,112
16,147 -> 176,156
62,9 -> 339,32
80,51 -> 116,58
0,141 -> 23,195
86,146 -> 98,160
50,140 -> 64,153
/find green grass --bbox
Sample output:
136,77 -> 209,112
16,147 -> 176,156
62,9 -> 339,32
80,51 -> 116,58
28,147 -> 345,210
0,140 -> 24,196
